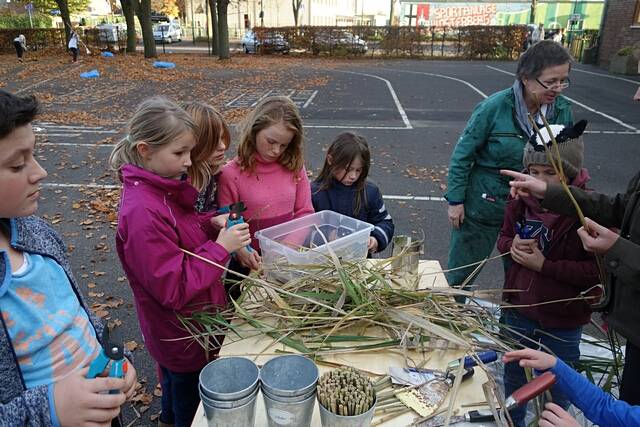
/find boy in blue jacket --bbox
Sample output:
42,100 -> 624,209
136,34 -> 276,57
0,89 -> 137,426
504,348 -> 640,427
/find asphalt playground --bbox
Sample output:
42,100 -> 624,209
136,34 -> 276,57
4,54 -> 640,425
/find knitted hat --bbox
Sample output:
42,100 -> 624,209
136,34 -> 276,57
523,120 -> 587,179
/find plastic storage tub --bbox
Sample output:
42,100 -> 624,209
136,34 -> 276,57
255,210 -> 373,281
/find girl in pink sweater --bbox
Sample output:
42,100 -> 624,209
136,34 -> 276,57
217,96 -> 314,271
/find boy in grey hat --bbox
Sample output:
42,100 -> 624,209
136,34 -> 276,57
498,120 -> 601,427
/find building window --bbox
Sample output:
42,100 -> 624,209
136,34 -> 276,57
635,1 -> 640,25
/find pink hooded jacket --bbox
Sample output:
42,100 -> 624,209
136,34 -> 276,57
115,164 -> 229,372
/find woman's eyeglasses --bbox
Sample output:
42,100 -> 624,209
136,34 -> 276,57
536,77 -> 571,90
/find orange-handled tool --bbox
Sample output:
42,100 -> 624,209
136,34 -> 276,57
504,371 -> 556,410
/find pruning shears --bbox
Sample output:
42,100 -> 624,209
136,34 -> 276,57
446,350 -> 499,373
423,409 -> 496,426
86,328 -> 126,391
505,371 -> 556,410
515,218 -> 535,239
226,201 -> 253,253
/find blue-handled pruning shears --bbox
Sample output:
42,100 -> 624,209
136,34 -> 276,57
86,328 -> 126,392
515,219 -> 535,239
446,350 -> 499,373
226,201 -> 253,253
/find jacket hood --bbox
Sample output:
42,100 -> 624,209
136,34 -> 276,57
121,164 -> 199,208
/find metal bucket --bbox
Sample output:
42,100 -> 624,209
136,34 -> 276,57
262,390 -> 315,427
391,235 -> 424,276
260,355 -> 319,427
199,357 -> 259,401
318,397 -> 376,427
199,386 -> 258,427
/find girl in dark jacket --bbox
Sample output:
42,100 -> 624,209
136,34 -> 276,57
311,132 -> 394,254
497,121 -> 600,427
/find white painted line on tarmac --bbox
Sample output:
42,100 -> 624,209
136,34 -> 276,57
585,130 -> 640,135
15,65 -> 83,94
486,66 -> 639,132
42,183 -> 446,202
43,183 -> 119,189
39,142 -> 112,146
37,123 -> 108,130
305,124 -> 410,130
383,194 -> 446,202
225,91 -> 248,106
332,70 -> 413,129
573,68 -> 640,85
376,67 -> 488,99
302,90 -> 318,109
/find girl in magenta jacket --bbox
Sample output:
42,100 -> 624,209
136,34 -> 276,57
217,96 -> 315,272
109,97 -> 251,427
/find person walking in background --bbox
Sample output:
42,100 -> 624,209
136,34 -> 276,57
13,34 -> 27,62
444,40 -> 574,295
68,29 -> 79,63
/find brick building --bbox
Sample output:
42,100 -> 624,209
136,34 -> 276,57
598,0 -> 640,67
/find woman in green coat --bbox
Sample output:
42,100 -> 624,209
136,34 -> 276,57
445,40 -> 574,290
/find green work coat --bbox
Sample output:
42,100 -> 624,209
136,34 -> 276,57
444,87 -> 573,286
446,87 -> 574,225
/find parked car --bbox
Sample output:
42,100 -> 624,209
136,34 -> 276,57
241,30 -> 290,54
153,22 -> 182,43
96,23 -> 126,43
312,31 -> 367,55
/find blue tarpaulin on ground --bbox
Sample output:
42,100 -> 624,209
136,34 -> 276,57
101,52 -> 114,57
153,61 -> 176,69
80,69 -> 100,79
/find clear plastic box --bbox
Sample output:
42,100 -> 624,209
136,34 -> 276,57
255,210 -> 374,281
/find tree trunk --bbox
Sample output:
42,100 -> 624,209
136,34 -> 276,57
529,0 -> 537,24
120,0 -> 137,53
292,0 -> 300,27
209,0 -> 219,56
54,0 -> 72,44
134,0 -> 157,58
217,0 -> 229,59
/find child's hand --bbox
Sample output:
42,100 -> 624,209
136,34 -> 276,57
512,235 -> 536,254
122,359 -> 138,400
54,367 -> 126,427
210,214 -> 229,231
539,402 -> 581,427
510,244 -> 545,272
502,348 -> 557,371
368,237 -> 378,253
235,247 -> 262,271
577,217 -> 619,255
216,223 -> 251,254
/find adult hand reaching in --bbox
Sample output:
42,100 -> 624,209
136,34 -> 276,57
500,170 -> 548,199
577,217 -> 620,255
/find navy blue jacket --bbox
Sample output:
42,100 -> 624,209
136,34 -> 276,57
311,179 -> 394,252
